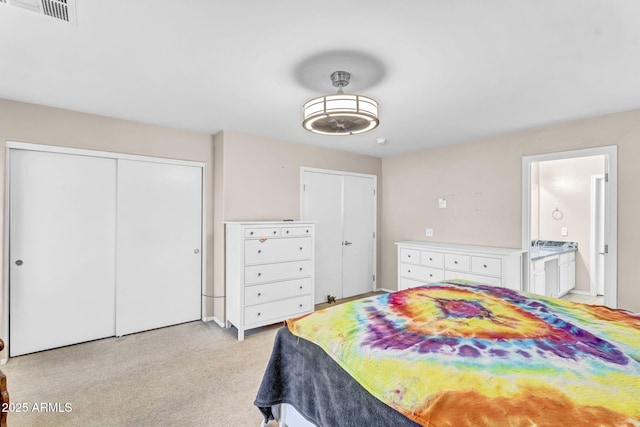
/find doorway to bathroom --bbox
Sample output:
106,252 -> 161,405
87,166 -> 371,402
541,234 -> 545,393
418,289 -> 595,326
522,146 -> 617,308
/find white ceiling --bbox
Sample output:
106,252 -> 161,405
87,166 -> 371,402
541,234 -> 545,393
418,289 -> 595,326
1,0 -> 639,157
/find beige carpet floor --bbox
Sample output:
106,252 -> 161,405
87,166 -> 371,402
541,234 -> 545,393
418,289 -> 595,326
1,292 -> 384,427
1,321 -> 281,427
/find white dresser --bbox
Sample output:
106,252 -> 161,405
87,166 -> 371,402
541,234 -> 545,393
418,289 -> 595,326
225,221 -> 315,340
396,241 -> 525,291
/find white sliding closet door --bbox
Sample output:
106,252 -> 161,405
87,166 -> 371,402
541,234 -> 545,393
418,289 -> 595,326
115,160 -> 202,336
10,150 -> 117,356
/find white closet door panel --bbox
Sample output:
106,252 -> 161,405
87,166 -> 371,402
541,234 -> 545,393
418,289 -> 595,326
302,171 -> 343,301
342,175 -> 375,298
10,150 -> 116,356
116,160 -> 202,336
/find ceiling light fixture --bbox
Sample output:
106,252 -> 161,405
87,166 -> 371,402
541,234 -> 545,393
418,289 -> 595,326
302,71 -> 379,136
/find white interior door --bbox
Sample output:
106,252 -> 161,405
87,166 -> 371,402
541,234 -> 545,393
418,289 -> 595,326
9,150 -> 117,356
302,171 -> 343,302
116,160 -> 202,336
342,175 -> 375,298
302,169 -> 376,302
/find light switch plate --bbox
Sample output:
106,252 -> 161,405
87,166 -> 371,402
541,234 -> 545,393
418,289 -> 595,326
561,227 -> 568,236
425,228 -> 434,237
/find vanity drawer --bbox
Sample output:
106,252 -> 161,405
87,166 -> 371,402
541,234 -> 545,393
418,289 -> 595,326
282,226 -> 313,236
444,253 -> 470,271
532,259 -> 546,272
420,251 -> 443,268
245,260 -> 312,285
559,252 -> 575,264
244,295 -> 312,326
245,227 -> 280,238
244,278 -> 311,306
244,237 -> 311,264
400,248 -> 420,264
400,263 -> 444,283
471,256 -> 502,277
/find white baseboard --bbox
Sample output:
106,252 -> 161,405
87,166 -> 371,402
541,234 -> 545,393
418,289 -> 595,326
203,316 -> 226,327
378,288 -> 394,293
568,289 -> 590,296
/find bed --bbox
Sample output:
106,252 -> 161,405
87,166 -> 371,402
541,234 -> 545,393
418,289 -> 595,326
254,280 -> 640,426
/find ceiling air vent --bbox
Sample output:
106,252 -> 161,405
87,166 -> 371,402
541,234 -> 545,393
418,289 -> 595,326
2,0 -> 77,25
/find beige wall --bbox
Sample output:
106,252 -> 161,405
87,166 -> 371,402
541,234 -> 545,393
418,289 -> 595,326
536,156 -> 604,293
381,108 -> 640,313
0,98 -> 215,359
3,97 -> 639,349
213,130 -> 382,322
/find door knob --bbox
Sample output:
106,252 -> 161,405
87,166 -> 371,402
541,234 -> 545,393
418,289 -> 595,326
194,249 -> 200,254
344,241 -> 353,246
15,260 -> 23,266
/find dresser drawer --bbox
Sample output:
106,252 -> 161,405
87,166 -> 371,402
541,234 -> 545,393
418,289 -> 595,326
471,256 -> 502,277
420,251 -> 443,268
444,253 -> 470,271
245,260 -> 312,285
282,226 -> 313,236
244,237 -> 312,264
400,263 -> 444,283
400,248 -> 420,264
245,227 -> 280,238
399,278 -> 427,291
244,278 -> 311,306
244,295 -> 313,326
444,270 -> 502,287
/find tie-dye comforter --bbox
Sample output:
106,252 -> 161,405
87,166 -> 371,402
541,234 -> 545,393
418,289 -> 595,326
287,281 -> 640,426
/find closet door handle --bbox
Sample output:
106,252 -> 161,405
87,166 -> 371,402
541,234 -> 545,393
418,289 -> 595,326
344,241 -> 353,246
15,260 -> 23,266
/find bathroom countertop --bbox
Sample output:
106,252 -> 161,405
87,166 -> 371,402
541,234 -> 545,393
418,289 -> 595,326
530,240 -> 578,261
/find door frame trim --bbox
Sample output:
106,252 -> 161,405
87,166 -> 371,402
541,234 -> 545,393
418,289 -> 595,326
590,174 -> 605,297
300,167 -> 378,294
521,145 -> 617,308
3,141 -> 207,362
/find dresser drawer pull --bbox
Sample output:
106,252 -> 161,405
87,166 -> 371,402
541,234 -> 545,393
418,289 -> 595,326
257,312 -> 261,316
454,261 -> 458,264
429,274 -> 433,277
429,257 -> 433,261
299,247 -> 303,250
257,293 -> 261,297
286,230 -> 290,234
273,230 -> 277,234
258,250 -> 262,254
299,286 -> 303,289
483,264 -> 488,268
258,273 -> 262,277
408,269 -> 411,273
306,229 -> 309,233
250,231 -> 254,235
408,254 -> 411,258
299,267 -> 303,271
